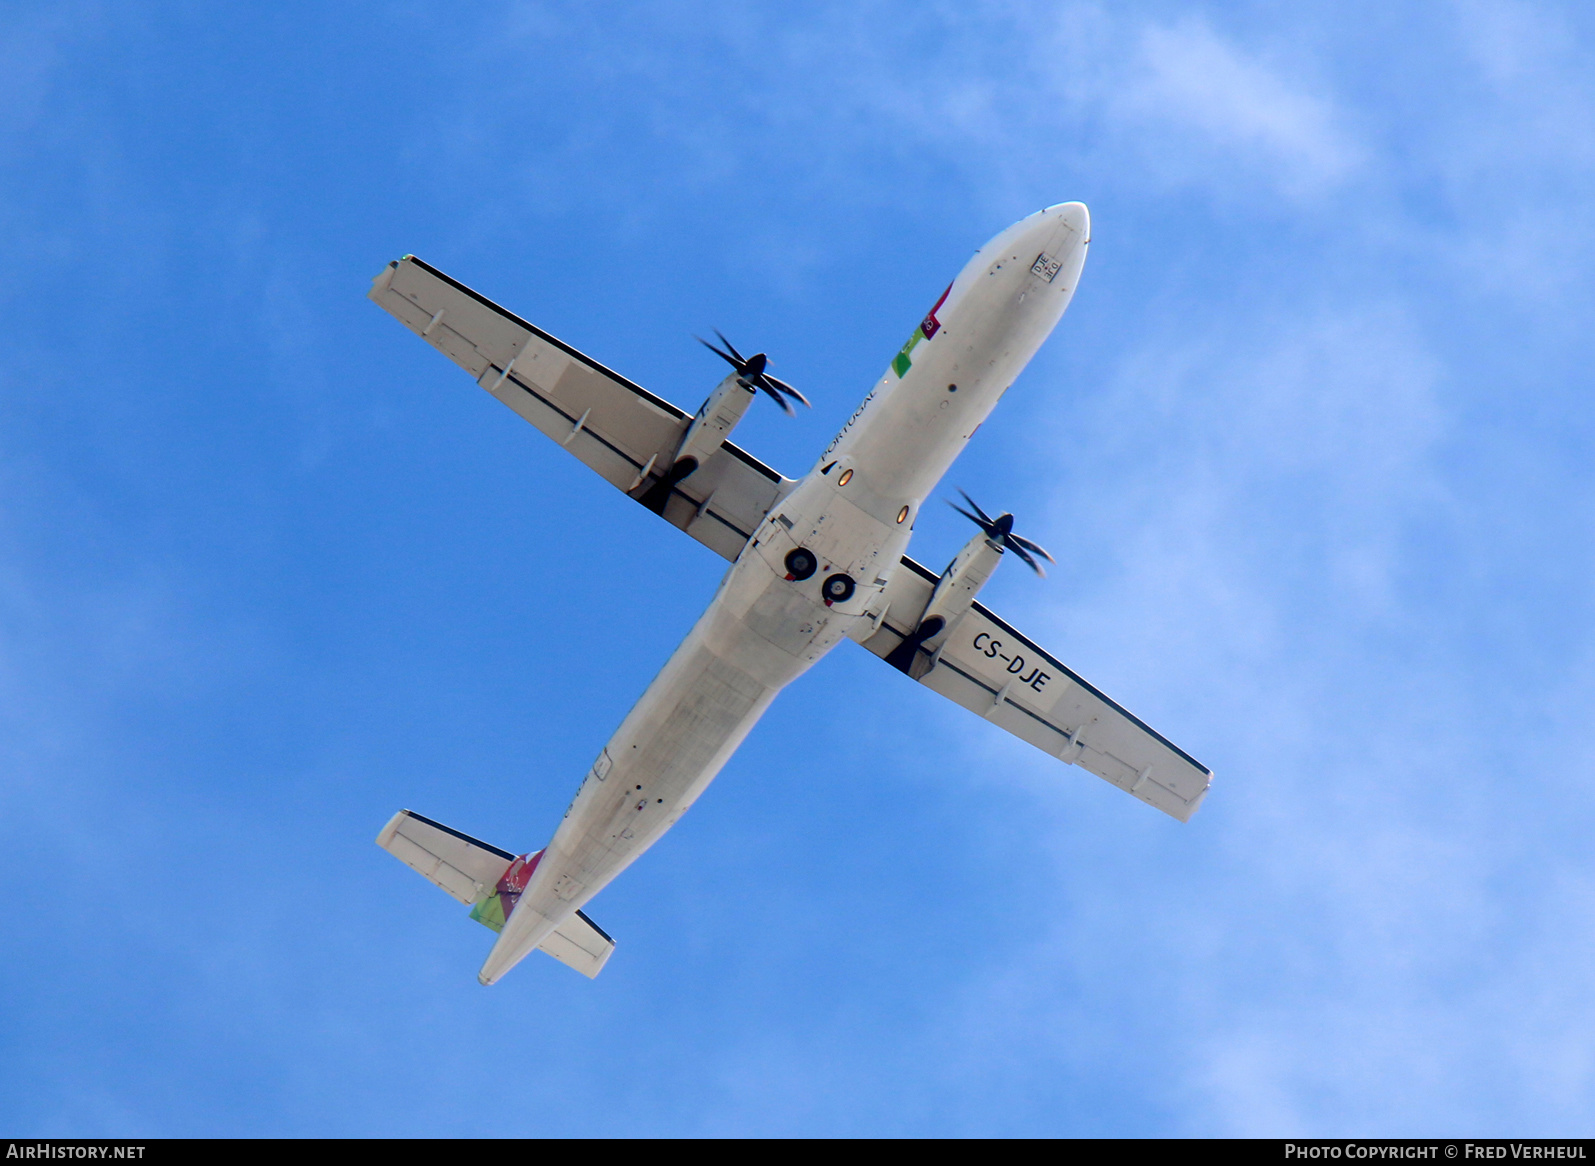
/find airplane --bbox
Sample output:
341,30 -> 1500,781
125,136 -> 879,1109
369,202 -> 1212,985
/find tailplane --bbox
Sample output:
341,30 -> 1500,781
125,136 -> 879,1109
376,809 -> 614,979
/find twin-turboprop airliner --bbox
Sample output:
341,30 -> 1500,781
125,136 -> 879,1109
370,203 -> 1212,985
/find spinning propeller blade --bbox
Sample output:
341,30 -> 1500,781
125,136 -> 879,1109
951,490 -> 1056,576
697,329 -> 809,414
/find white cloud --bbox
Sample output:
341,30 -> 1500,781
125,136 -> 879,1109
1429,3 -> 1595,307
286,0 -> 1595,1134
1111,18 -> 1363,199
940,64 -> 1595,1118
8,0 -> 1595,1136
462,3 -> 1367,228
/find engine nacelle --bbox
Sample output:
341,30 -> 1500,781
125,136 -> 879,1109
885,527 -> 1004,674
676,370 -> 758,472
638,371 -> 757,512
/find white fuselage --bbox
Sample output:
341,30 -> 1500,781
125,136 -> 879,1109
480,203 -> 1091,984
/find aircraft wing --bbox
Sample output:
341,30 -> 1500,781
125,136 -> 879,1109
369,256 -> 794,561
854,557 -> 1213,822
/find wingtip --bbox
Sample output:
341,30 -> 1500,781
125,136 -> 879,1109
375,809 -> 409,848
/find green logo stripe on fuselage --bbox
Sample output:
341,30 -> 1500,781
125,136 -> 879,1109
892,328 -> 926,378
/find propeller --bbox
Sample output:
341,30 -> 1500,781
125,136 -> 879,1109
950,490 -> 1056,576
697,330 -> 810,415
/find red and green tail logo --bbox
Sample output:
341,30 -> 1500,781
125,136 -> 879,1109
469,849 -> 543,933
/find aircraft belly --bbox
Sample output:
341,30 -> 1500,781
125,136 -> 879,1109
741,585 -> 833,656
843,308 -> 1056,500
479,565 -> 835,983
579,642 -> 771,847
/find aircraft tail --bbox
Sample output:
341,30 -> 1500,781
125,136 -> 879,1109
376,809 -> 615,979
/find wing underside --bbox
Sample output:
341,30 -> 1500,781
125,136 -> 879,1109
370,256 -> 793,562
855,557 -> 1212,821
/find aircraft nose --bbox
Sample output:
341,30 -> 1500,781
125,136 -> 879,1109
1043,201 -> 1089,245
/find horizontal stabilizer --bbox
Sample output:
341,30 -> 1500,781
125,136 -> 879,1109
377,808 -> 514,904
376,810 -> 615,978
532,910 -> 614,979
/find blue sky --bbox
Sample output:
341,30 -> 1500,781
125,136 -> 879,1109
3,0 -> 1594,1137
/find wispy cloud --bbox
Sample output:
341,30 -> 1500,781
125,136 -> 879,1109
940,7 -> 1595,1132
1109,18 -> 1363,200
7,0 -> 1595,1137
439,1 -> 1595,1133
